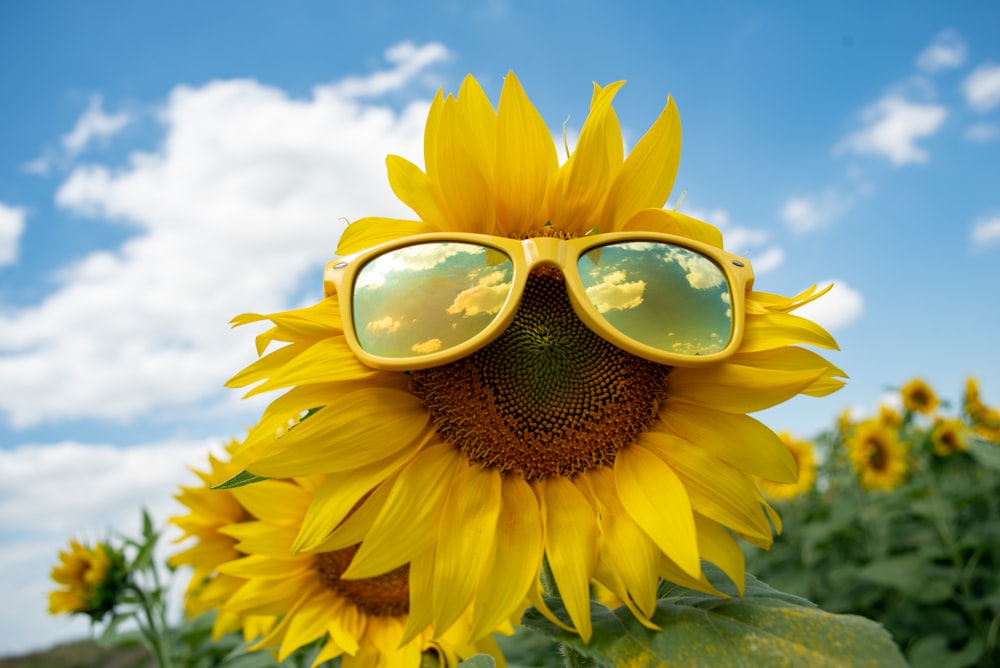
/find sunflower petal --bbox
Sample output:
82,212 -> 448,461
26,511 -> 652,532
344,444 -> 460,578
539,477 -> 598,642
231,478 -> 311,526
667,361 -> 827,413
434,95 -> 494,234
494,71 -> 557,235
588,467 -> 660,620
279,593 -> 340,661
241,336 -> 378,398
603,95 -> 681,231
694,514 -> 746,595
431,464 -> 502,634
400,547 -> 436,645
336,217 -> 437,255
615,445 -> 700,578
386,155 -> 448,228
640,430 -> 774,543
617,208 -> 725,248
741,310 -> 840,352
660,398 -> 798,483
247,389 -> 429,477
472,474 -> 543,639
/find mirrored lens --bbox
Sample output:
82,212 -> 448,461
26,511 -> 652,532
352,242 -> 515,359
578,242 -> 733,356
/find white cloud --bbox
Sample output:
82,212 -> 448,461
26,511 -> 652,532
0,202 -> 26,267
971,213 -> 1000,248
0,437 -> 225,655
963,63 -> 1000,112
836,94 -> 947,165
0,42 -> 447,428
793,280 -> 864,331
781,189 -> 853,233
328,41 -> 449,97
750,246 -> 785,274
915,30 -> 967,72
675,204 -> 784,273
62,95 -> 132,156
964,122 -> 1000,142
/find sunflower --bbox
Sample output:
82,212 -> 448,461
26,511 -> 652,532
846,420 -> 908,490
931,417 -> 968,457
757,432 -> 816,500
901,378 -> 939,415
169,441 -> 276,642
216,475 -> 505,667
48,539 -> 127,621
226,72 -> 846,641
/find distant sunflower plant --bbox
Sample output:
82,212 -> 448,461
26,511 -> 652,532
216,73 -> 911,666
747,377 -> 1000,668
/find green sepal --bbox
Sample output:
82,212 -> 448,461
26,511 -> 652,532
523,565 -> 908,667
212,470 -> 270,490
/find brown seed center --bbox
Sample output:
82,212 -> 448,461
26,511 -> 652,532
410,267 -> 671,480
314,545 -> 409,617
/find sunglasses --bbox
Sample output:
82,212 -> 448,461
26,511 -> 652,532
324,232 -> 754,371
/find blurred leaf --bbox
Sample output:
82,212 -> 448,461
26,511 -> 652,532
524,568 -> 906,667
857,554 -> 927,593
456,655 -> 498,668
967,437 -> 1000,471
907,634 -> 983,668
496,625 -> 565,668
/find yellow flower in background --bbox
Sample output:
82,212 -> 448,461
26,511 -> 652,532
877,403 -> 903,428
217,476 -> 505,667
48,540 -> 125,620
847,420 -> 909,490
757,433 -> 817,500
226,72 -> 846,642
169,441 -> 275,642
901,378 -> 939,415
931,417 -> 968,457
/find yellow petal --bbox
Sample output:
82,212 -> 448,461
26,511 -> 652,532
458,74 -> 497,176
540,476 -> 598,642
344,443 -> 460,578
433,94 -> 494,234
400,547 -> 435,645
660,398 -> 798,483
667,361 -> 827,414
423,89 -> 444,178
218,554 -> 311,580
618,208 -> 725,248
220,522 -> 298,557
293,441 -> 423,552
494,71 -> 557,235
640,430 -> 774,543
472,474 -> 543,640
603,96 -> 681,231
432,464 -> 502,634
240,336 -> 379,398
386,155 -> 448,228
694,514 -> 746,595
279,592 -> 340,661
308,469 -> 397,553
246,388 -> 429,477
231,478 -> 311,526
336,216 -> 437,255
615,445 -> 700,578
587,466 -> 660,621
546,81 -> 625,235
740,310 -> 840,352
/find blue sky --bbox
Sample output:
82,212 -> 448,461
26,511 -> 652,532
2,0 -> 1000,655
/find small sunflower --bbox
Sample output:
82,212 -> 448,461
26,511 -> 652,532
757,432 -> 816,500
227,72 -> 846,641
878,403 -> 903,428
48,539 -> 127,621
847,420 -> 909,491
901,378 -> 939,415
931,417 -> 968,457
169,441 -> 275,641
217,475 -> 505,667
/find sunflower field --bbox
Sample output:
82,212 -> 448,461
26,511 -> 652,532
746,378 -> 1000,668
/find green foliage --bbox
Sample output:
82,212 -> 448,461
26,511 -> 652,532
522,565 -> 906,668
746,380 -> 1000,668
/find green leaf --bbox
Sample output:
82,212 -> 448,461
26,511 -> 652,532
523,567 -> 907,667
966,436 -> 1000,471
212,470 -> 270,490
456,655 -> 497,668
907,634 -> 983,668
856,554 -> 927,593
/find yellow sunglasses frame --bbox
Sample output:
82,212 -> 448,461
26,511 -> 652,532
324,231 -> 755,371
